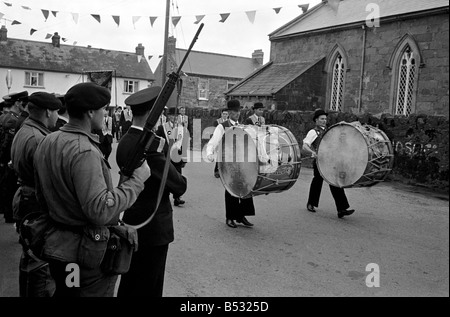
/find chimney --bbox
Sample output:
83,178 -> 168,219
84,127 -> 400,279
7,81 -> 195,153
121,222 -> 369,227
135,43 -> 145,56
252,49 -> 264,67
167,36 -> 176,56
52,32 -> 60,47
0,25 -> 7,43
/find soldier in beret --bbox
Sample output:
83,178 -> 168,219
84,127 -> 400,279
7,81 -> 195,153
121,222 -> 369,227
33,82 -> 151,297
49,94 -> 69,131
207,99 -> 256,228
116,86 -> 187,297
245,102 -> 266,126
10,92 -> 61,297
0,91 -> 28,223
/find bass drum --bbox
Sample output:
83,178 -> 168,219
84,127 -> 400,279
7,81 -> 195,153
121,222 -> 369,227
317,121 -> 394,188
217,124 -> 301,199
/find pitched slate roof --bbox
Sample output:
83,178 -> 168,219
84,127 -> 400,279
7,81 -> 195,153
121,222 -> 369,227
172,48 -> 260,79
270,0 -> 449,39
0,38 -> 154,80
226,57 -> 324,97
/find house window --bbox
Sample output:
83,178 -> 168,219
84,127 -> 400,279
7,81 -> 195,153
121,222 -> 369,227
124,80 -> 139,93
329,53 -> 345,112
25,71 -> 44,87
198,78 -> 209,100
394,46 -> 417,116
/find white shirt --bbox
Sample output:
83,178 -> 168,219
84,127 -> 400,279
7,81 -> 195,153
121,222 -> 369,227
206,119 -> 238,157
302,126 -> 325,147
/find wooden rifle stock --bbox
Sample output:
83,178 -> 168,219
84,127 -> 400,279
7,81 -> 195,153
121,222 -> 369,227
120,23 -> 204,180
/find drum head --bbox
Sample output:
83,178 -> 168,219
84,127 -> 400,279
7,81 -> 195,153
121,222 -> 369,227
218,127 -> 258,198
317,123 -> 368,187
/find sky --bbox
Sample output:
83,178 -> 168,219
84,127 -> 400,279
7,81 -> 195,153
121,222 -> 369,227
0,0 -> 322,71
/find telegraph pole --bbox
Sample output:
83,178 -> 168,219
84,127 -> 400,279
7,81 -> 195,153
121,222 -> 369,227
161,0 -> 170,86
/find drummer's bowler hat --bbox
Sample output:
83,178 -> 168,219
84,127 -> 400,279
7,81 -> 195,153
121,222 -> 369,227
313,109 -> 328,121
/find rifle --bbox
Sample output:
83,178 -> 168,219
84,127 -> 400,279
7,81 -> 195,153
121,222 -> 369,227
120,23 -> 204,180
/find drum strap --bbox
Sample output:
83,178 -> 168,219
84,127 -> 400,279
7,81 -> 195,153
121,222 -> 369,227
311,127 -> 324,152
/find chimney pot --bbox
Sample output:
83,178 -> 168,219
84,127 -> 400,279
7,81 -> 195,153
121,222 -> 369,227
135,43 -> 145,56
0,25 -> 7,42
52,32 -> 60,47
252,49 -> 264,67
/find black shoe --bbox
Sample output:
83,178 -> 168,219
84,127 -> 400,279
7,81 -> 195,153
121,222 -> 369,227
338,209 -> 355,219
307,204 -> 316,212
226,219 -> 237,228
237,217 -> 253,227
214,171 -> 220,178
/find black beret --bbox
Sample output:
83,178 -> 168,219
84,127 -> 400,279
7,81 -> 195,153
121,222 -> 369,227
28,92 -> 62,110
313,109 -> 328,122
3,91 -> 28,103
0,101 -> 5,109
226,99 -> 241,111
125,86 -> 162,112
253,102 -> 264,110
65,82 -> 111,110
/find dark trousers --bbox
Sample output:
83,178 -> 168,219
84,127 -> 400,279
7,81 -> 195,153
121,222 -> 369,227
225,190 -> 255,220
118,244 -> 169,297
48,261 -> 118,297
307,160 -> 350,211
0,166 -> 18,221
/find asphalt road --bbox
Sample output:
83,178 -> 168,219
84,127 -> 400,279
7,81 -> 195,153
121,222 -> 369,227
0,143 -> 448,297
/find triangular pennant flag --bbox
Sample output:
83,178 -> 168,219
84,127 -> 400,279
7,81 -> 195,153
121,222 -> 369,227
21,6 -> 31,10
328,0 -> 341,12
112,15 -> 120,27
194,15 -> 205,24
73,41 -> 78,46
158,55 -> 163,58
273,7 -> 282,14
172,16 -> 181,27
72,13 -> 79,24
137,55 -> 142,63
219,13 -> 230,23
298,4 -> 309,13
0,13 -> 4,20
41,9 -> 49,21
245,11 -> 256,24
51,11 -> 58,17
30,28 -> 37,35
11,20 -> 21,25
91,14 -> 101,23
148,55 -> 153,60
132,16 -> 141,28
4,3 -> 12,7
149,16 -> 157,27
45,33 -> 52,39
62,38 -> 67,42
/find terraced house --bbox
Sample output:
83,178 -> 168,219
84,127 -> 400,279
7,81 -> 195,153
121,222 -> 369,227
0,27 -> 154,108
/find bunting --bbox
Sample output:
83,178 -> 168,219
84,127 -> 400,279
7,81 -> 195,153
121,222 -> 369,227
273,7 -> 282,14
29,28 -> 37,35
4,3 -> 12,7
132,16 -> 141,28
149,16 -> 157,27
91,14 -> 101,23
21,6 -> 30,10
72,12 -> 79,24
45,33 -> 52,39
245,11 -> 256,24
51,10 -> 58,17
112,15 -> 120,27
11,20 -> 20,25
0,13 -> 4,19
299,4 -> 309,13
172,16 -> 181,27
194,15 -> 205,24
219,13 -> 230,23
328,0 -> 341,12
41,9 -> 49,21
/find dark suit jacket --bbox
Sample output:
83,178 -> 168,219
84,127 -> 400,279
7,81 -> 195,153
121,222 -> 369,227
116,127 -> 187,247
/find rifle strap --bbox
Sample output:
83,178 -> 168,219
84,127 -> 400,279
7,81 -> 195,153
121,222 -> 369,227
129,139 -> 173,230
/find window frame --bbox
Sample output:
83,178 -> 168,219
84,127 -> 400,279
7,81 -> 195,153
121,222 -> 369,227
24,71 -> 44,88
124,80 -> 139,94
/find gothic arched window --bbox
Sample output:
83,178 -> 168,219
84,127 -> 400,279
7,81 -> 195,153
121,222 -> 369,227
329,52 -> 346,112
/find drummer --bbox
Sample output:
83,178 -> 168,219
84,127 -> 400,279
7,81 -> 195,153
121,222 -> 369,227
245,102 -> 265,126
206,99 -> 255,228
302,109 -> 355,219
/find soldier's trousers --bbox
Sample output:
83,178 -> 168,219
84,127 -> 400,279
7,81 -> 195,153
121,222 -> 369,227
19,252 -> 55,297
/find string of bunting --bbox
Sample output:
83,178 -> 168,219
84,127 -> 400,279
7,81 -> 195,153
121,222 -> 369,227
1,1 -> 311,53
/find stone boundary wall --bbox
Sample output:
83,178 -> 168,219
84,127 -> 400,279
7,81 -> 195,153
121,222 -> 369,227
185,108 -> 449,192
